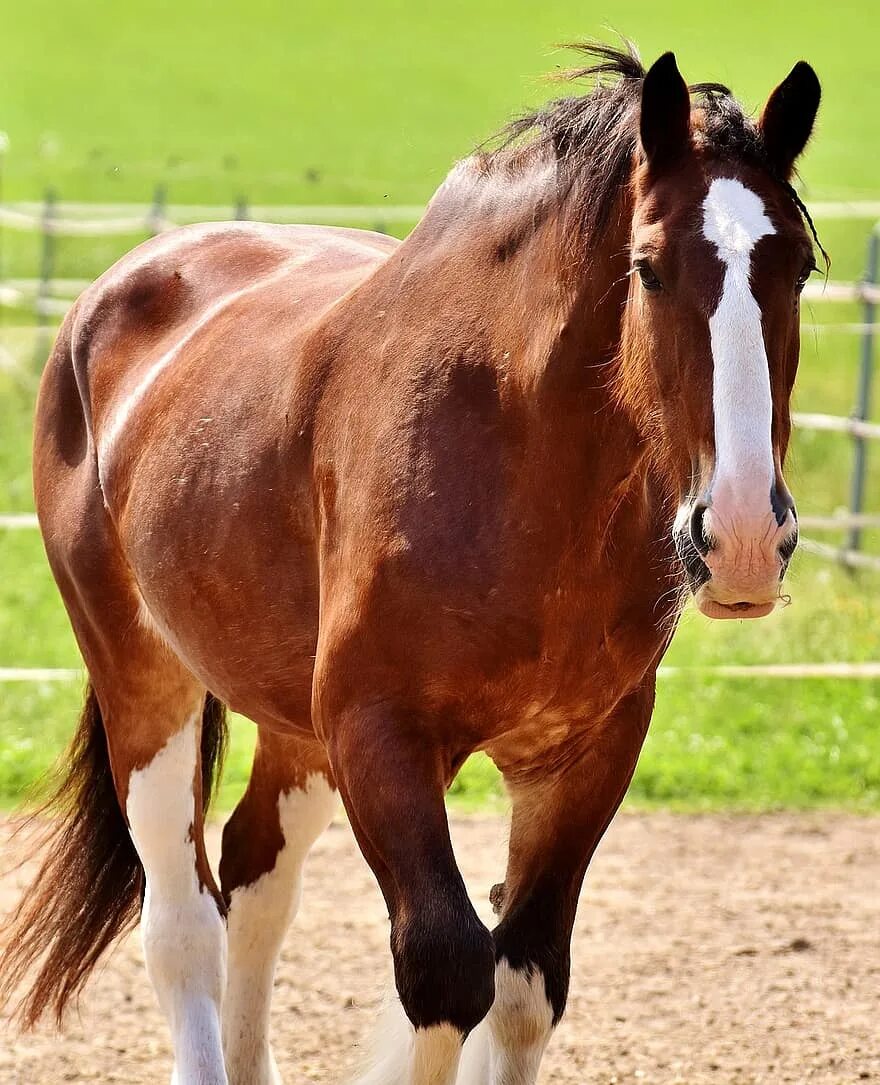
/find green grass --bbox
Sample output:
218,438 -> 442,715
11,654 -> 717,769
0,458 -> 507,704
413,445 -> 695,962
3,633 -> 878,814
0,0 -> 878,204
0,0 -> 879,812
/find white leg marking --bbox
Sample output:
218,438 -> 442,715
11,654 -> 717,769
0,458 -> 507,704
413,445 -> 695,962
223,775 -> 337,1085
702,177 -> 776,516
459,962 -> 554,1085
127,718 -> 228,1085
412,1025 -> 464,1085
350,1000 -> 463,1085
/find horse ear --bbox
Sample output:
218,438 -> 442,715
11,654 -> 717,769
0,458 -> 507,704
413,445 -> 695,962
639,52 -> 692,171
759,62 -> 821,179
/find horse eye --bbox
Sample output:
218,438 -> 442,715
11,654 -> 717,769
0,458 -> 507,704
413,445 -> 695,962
796,262 -> 816,293
635,260 -> 663,292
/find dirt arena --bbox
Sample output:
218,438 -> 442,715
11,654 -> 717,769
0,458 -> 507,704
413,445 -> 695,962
1,812 -> 877,1084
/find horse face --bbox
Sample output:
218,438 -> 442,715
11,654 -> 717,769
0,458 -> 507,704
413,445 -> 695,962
626,53 -> 820,619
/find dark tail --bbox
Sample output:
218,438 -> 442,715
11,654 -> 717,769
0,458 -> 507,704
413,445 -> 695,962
0,684 -> 227,1028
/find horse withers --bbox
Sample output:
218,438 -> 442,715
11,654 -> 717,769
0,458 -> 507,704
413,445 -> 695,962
0,43 -> 820,1085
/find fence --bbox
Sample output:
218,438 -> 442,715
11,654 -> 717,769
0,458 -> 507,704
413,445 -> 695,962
1,193 -> 878,575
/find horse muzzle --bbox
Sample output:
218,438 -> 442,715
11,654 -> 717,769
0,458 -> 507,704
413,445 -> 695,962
674,494 -> 798,620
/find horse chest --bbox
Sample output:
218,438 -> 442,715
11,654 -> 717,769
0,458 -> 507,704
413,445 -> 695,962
541,601 -> 661,709
473,575 -> 672,756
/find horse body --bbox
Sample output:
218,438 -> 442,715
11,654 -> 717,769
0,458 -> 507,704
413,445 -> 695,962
53,193 -> 671,753
2,43 -> 822,1085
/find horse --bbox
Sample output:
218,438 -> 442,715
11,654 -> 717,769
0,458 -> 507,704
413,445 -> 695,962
0,41 -> 821,1085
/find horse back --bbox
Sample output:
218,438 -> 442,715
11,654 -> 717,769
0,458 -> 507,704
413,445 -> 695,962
67,221 -> 396,441
33,221 -> 397,726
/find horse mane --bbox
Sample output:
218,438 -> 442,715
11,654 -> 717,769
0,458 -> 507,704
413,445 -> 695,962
479,41 -> 825,261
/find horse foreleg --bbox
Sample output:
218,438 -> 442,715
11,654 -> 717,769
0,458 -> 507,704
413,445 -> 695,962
462,683 -> 655,1085
219,728 -> 337,1085
325,704 -> 496,1085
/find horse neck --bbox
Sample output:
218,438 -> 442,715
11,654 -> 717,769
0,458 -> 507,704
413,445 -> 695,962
395,158 -> 636,412
379,167 -> 661,539
456,166 -> 648,478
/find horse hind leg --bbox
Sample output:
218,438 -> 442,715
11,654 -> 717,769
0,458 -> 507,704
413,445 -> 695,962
219,727 -> 337,1085
17,317 -> 228,1080
49,566 -> 229,1080
0,646 -> 231,1082
124,689 -> 230,1085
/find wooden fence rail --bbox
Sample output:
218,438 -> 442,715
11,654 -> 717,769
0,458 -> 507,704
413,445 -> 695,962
0,197 -> 878,572
791,412 -> 880,441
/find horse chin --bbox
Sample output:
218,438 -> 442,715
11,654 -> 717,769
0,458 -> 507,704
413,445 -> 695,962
694,589 -> 777,621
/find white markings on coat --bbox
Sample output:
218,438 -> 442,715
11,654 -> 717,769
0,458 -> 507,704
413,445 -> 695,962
126,717 -> 228,1084
459,961 -> 554,1085
223,774 -> 337,1085
350,1000 -> 464,1085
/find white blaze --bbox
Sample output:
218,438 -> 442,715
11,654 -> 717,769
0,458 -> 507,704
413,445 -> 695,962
702,177 -> 776,516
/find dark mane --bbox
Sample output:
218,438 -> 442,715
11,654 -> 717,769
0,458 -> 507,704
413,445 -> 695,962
482,41 -> 826,261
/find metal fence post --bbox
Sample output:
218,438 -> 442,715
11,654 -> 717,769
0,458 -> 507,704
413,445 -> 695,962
147,183 -> 167,235
33,187 -> 56,367
846,228 -> 879,555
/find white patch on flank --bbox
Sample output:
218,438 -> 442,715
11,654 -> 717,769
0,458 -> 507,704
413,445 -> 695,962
96,257 -> 307,485
127,718 -> 228,1085
459,961 -> 554,1085
350,1001 -> 463,1085
223,774 -> 337,1085
702,177 -> 776,516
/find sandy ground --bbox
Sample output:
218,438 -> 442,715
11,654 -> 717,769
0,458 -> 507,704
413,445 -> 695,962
1,812 -> 878,1084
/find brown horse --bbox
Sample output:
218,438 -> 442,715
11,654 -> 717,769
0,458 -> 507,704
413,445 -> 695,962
1,43 -> 820,1085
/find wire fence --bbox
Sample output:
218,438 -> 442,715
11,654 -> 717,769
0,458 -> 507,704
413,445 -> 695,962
5,197 -> 877,557
0,194 -> 878,682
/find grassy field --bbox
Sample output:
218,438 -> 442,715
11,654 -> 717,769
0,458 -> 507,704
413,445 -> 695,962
1,0 -> 878,205
0,0 -> 878,812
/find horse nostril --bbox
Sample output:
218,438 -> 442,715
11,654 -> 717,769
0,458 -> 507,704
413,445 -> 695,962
779,529 -> 798,564
688,502 -> 712,557
771,486 -> 797,527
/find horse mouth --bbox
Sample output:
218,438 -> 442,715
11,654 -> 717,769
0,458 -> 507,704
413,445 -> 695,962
675,528 -> 785,621
696,596 -> 776,620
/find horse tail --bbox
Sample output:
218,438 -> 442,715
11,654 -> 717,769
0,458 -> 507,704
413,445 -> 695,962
0,683 -> 227,1028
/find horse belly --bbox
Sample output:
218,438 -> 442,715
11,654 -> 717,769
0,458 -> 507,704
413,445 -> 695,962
123,489 -> 322,730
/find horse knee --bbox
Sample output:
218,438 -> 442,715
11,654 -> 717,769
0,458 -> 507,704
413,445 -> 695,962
392,906 -> 496,1035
